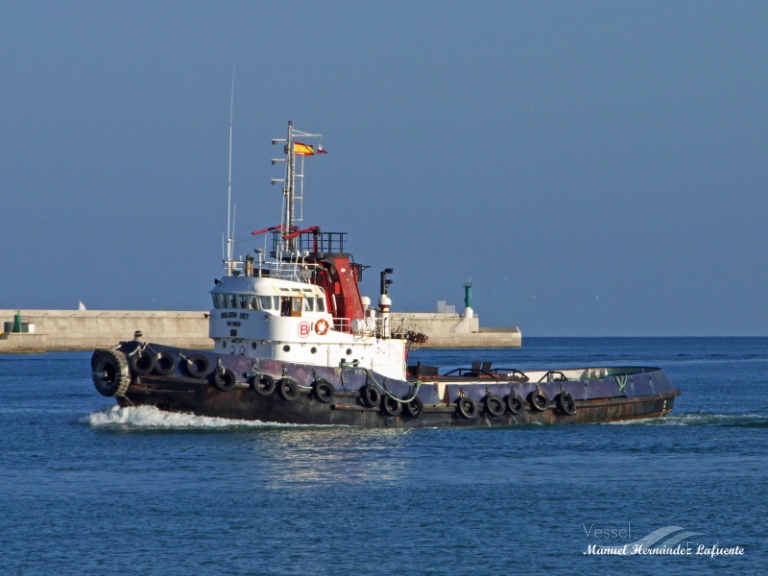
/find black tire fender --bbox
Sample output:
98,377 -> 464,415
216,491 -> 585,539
130,350 -> 155,376
483,393 -> 505,417
213,368 -> 237,392
154,351 -> 175,375
529,389 -> 550,412
251,373 -> 276,396
360,384 -> 381,408
456,396 -> 479,419
312,379 -> 335,403
277,377 -> 300,401
556,391 -> 577,416
186,354 -> 210,378
404,396 -> 423,418
504,393 -> 524,415
381,395 -> 402,416
91,349 -> 130,397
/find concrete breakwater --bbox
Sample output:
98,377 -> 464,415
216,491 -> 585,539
0,310 -> 212,353
0,309 -> 521,353
394,312 -> 521,348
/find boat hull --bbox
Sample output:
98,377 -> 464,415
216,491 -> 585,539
92,341 -> 680,428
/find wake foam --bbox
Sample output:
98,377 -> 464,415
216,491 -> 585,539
83,407 -> 768,430
83,405 -> 294,430
608,412 -> 768,427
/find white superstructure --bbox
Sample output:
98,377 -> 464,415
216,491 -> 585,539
207,122 -> 410,380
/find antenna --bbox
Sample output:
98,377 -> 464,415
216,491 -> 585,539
226,69 -> 236,267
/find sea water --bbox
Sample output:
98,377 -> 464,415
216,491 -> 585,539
1,338 -> 766,575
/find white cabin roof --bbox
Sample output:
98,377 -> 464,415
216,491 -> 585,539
210,275 -> 324,297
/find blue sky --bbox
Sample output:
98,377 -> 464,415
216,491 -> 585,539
2,1 -> 766,336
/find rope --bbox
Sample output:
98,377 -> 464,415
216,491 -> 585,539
245,370 -> 312,390
126,342 -> 148,358
361,367 -> 422,404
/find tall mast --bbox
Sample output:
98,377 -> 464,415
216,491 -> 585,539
271,121 -> 323,257
284,121 -> 296,252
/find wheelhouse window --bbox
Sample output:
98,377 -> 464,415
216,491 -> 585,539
213,293 -> 262,309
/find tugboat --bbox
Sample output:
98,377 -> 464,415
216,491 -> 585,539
91,122 -> 680,427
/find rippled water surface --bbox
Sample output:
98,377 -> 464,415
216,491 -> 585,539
1,338 -> 766,575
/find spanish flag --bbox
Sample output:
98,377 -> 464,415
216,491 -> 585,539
294,142 -> 314,156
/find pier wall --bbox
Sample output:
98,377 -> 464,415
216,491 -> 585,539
0,309 -> 521,353
391,312 -> 521,348
0,310 -> 212,353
